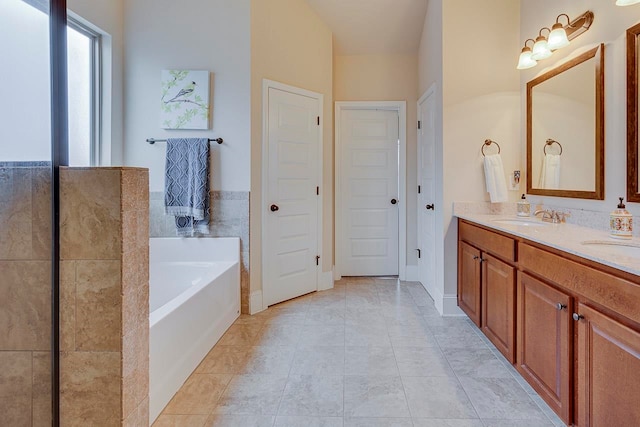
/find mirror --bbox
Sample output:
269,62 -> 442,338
628,23 -> 640,203
527,44 -> 604,199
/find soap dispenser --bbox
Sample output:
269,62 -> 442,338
517,194 -> 530,217
610,197 -> 633,239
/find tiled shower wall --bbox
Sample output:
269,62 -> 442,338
60,167 -> 149,426
150,191 -> 250,313
0,164 -> 52,426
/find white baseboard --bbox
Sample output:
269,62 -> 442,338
333,267 -> 341,281
319,269 -> 334,291
405,265 -> 418,282
249,290 -> 265,315
441,293 -> 465,317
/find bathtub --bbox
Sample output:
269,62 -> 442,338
149,237 -> 240,423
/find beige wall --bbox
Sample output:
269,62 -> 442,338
122,0 -> 251,191
520,0 -> 640,218
418,0 -> 521,313
418,0 -> 443,96
250,0 -> 333,309
334,53 -> 419,266
441,0 -> 521,305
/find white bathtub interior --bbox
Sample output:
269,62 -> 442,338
149,237 -> 240,424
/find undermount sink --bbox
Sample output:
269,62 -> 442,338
581,240 -> 640,257
492,218 -> 550,227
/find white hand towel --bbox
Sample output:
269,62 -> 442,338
483,154 -> 508,203
539,154 -> 561,189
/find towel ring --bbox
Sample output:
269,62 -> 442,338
481,139 -> 501,157
544,138 -> 563,155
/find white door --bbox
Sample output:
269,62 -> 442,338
417,90 -> 437,297
339,109 -> 399,276
264,86 -> 321,306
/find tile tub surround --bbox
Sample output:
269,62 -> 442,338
153,277 -> 563,427
0,164 -> 53,426
150,190 -> 250,313
60,167 -> 150,426
454,211 -> 640,277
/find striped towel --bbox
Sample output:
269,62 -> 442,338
164,138 -> 211,236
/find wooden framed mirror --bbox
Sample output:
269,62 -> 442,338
627,23 -> 640,203
527,44 -> 605,199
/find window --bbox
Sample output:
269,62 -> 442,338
67,17 -> 101,166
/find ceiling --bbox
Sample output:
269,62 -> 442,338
305,0 -> 429,55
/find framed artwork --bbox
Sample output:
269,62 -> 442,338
160,70 -> 210,129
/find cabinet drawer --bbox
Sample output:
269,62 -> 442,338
459,220 -> 515,262
519,243 -> 640,325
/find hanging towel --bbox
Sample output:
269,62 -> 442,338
539,153 -> 561,190
483,153 -> 508,203
164,138 -> 211,236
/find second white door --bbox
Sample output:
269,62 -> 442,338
339,109 -> 399,276
417,89 -> 437,298
264,85 -> 321,306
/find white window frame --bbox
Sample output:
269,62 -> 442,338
67,15 -> 102,166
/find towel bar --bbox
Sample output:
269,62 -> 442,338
147,138 -> 224,145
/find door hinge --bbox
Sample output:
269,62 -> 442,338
417,249 -> 421,259
418,185 -> 421,194
316,255 -> 320,266
317,116 -> 320,126
418,120 -> 421,130
316,186 -> 320,195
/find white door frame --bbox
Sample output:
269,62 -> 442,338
334,101 -> 407,280
261,79 -> 323,308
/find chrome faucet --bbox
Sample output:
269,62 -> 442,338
534,209 -> 566,223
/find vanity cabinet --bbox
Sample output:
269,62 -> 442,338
458,221 -> 516,362
458,241 -> 481,326
517,272 -> 572,423
457,219 -> 640,426
575,303 -> 640,427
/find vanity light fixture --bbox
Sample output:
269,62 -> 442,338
517,39 -> 538,70
617,0 -> 640,6
548,14 -> 571,50
531,28 -> 553,60
517,11 -> 594,70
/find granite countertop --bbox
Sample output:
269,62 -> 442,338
456,212 -> 640,277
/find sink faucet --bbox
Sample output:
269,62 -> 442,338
534,209 -> 565,224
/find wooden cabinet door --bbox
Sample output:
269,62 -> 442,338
576,303 -> 640,427
458,241 -> 481,326
482,254 -> 516,362
517,273 -> 572,424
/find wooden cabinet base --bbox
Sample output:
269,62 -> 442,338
517,273 -> 572,425
576,304 -> 640,427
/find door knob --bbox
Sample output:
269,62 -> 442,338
426,204 -> 435,210
572,313 -> 584,321
270,204 -> 279,212
391,199 -> 398,205
556,303 -> 567,311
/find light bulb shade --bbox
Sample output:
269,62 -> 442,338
531,36 -> 552,60
517,48 -> 537,70
616,0 -> 640,6
548,24 -> 570,50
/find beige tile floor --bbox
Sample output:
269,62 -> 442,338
153,277 -> 565,427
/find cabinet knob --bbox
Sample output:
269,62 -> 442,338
426,204 -> 435,210
572,313 -> 584,321
270,204 -> 279,212
480,258 -> 487,263
556,303 -> 567,311
473,255 -> 479,260
391,198 -> 398,205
